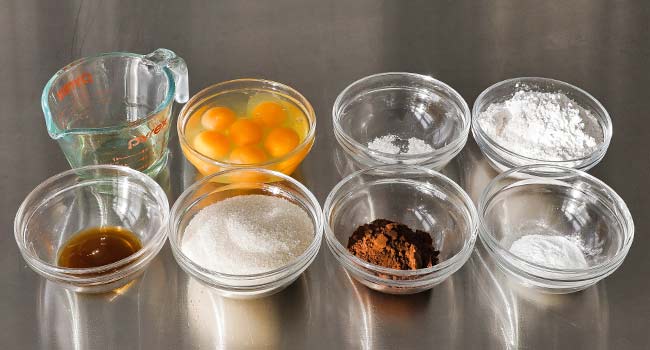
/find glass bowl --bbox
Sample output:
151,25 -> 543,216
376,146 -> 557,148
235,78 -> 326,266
178,79 -> 316,177
478,165 -> 634,294
14,165 -> 170,293
332,72 -> 471,170
168,168 -> 323,299
472,77 -> 613,174
323,165 -> 478,294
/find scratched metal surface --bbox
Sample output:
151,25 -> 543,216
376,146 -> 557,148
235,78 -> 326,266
1,0 -> 649,348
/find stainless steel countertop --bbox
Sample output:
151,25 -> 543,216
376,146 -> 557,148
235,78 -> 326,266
2,1 -> 649,348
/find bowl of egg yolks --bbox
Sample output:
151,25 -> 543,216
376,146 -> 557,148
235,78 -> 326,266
178,79 -> 316,179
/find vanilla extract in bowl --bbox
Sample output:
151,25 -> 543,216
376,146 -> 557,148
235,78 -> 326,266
57,226 -> 142,269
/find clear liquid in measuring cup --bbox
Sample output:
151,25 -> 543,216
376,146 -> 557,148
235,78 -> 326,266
56,106 -> 171,173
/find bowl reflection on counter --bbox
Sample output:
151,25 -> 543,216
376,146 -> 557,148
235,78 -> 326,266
36,249 -> 174,350
183,267 -> 314,349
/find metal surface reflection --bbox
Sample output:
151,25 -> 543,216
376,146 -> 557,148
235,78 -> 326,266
184,273 -> 312,349
469,239 -> 611,349
323,256 -> 461,348
506,270 -> 610,349
469,243 -> 519,349
334,144 -> 364,178
37,252 -> 174,350
354,274 -> 461,349
460,138 -> 501,205
152,159 -> 173,200
185,277 -> 281,349
3,0 -> 649,348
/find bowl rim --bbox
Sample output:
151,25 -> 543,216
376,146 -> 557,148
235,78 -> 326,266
332,72 -> 472,162
168,167 -> 324,282
323,164 -> 479,277
177,78 -> 316,168
477,164 -> 635,276
471,76 -> 613,165
13,165 -> 170,281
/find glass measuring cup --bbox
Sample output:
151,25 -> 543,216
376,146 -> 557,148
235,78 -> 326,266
41,48 -> 189,176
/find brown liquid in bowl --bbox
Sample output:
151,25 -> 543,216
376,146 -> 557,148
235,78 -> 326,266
57,226 -> 142,269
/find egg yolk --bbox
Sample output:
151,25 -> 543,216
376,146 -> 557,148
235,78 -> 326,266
252,101 -> 287,127
229,119 -> 263,146
193,131 -> 230,160
264,127 -> 300,158
201,106 -> 236,131
229,145 -> 268,164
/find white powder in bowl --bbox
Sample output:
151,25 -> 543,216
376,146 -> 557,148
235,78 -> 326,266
509,234 -> 588,269
182,194 -> 314,275
478,89 -> 603,161
367,134 -> 435,155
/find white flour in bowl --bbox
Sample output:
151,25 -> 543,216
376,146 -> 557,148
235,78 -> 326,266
478,89 -> 603,161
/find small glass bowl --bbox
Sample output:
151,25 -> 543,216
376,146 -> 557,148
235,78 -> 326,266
14,165 -> 170,293
472,77 -> 613,174
478,165 -> 634,294
168,168 -> 323,299
332,72 -> 471,170
178,79 -> 316,177
323,165 -> 478,294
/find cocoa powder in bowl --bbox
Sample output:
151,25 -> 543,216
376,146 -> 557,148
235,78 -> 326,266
347,219 -> 439,270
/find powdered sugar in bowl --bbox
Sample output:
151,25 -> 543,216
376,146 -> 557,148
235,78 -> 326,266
478,165 -> 634,293
333,72 -> 471,170
472,77 -> 612,173
168,168 -> 323,299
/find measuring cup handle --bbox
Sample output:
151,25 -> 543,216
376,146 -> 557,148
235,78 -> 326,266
145,48 -> 189,103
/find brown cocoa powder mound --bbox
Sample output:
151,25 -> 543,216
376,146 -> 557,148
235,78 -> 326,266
347,219 -> 439,270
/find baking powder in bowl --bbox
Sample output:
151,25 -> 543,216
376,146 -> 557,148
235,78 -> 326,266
181,194 -> 314,274
509,234 -> 588,269
367,134 -> 435,155
478,88 -> 603,161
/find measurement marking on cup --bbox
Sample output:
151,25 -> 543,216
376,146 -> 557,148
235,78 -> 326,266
56,73 -> 93,101
127,119 -> 168,150
112,149 -> 146,162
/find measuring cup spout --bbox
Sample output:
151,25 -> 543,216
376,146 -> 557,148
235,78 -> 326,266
144,48 -> 189,103
41,98 -> 64,140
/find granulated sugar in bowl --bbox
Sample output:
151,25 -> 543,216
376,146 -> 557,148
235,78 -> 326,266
182,194 -> 314,275
169,168 -> 323,299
